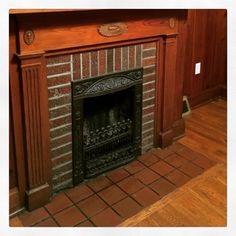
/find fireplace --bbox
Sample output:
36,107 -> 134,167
72,69 -> 143,184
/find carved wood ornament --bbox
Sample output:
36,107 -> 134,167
98,22 -> 128,37
23,29 -> 35,45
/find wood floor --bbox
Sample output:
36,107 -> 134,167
120,98 -> 227,226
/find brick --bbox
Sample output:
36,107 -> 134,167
66,184 -> 94,203
91,208 -> 122,227
136,44 -> 142,67
86,176 -> 112,192
142,113 -> 154,124
143,57 -> 156,67
54,206 -> 86,227
47,75 -> 71,88
129,45 -> 135,69
138,152 -> 160,166
165,153 -> 188,168
47,55 -> 70,65
48,95 -> 71,109
50,124 -> 72,138
52,153 -> 72,167
107,48 -> 114,73
49,105 -> 71,119
48,86 -> 71,98
149,178 -> 176,196
143,42 -> 156,49
142,135 -> 154,147
152,148 -> 173,159
143,81 -> 155,92
115,47 -> 121,71
34,217 -> 58,227
143,98 -> 155,107
50,134 -> 72,149
142,129 -> 154,139
143,90 -> 155,101
192,156 -> 215,169
142,49 -> 156,58
179,162 -> 204,178
118,176 -> 144,194
150,160 -> 174,176
124,160 -> 146,174
51,143 -> 72,158
82,52 -> 90,79
165,169 -> 191,187
142,105 -> 155,115
98,185 -> 127,205
47,64 -> 71,76
77,195 -> 108,217
122,46 -> 128,70
52,171 -> 72,187
49,115 -> 72,129
99,49 -> 106,75
143,74 -> 156,84
18,208 -> 49,226
132,187 -> 161,207
113,197 -> 142,219
73,53 -> 81,80
106,168 -> 130,183
142,120 -> 154,131
45,193 -> 73,215
143,66 -> 156,75
134,168 -> 161,185
91,51 -> 99,77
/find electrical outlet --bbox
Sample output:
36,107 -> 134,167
195,62 -> 201,75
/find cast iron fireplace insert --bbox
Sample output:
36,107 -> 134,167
72,68 -> 143,185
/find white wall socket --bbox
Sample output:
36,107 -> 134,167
195,62 -> 201,75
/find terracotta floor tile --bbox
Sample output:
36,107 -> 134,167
138,152 -> 160,166
106,168 -> 130,183
18,207 -> 49,226
86,175 -> 112,192
98,185 -> 127,205
168,142 -> 186,152
91,208 -> 123,226
113,197 -> 142,219
165,153 -> 188,168
176,147 -> 202,161
165,169 -> 191,187
131,187 -> 161,207
179,162 -> 204,178
76,220 -> 94,227
134,168 -> 161,185
192,156 -> 215,169
54,206 -> 86,227
66,184 -> 94,203
34,217 -> 58,227
77,194 -> 108,217
124,160 -> 146,174
117,176 -> 145,194
45,193 -> 73,215
152,148 -> 173,159
149,178 -> 176,196
150,160 -> 174,176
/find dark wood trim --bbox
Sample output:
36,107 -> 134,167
9,15 -> 27,213
156,34 -> 178,148
17,51 -> 52,210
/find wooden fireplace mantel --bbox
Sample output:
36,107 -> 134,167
10,9 -> 187,212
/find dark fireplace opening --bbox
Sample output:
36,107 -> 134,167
72,68 -> 143,185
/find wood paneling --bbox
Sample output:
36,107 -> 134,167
183,10 -> 227,107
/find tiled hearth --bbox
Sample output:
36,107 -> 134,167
13,142 -> 216,227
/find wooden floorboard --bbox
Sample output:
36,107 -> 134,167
120,99 -> 227,227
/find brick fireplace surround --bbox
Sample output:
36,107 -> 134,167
10,10 -> 187,212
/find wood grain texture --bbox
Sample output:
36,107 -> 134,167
119,99 -> 226,226
18,52 -> 52,210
